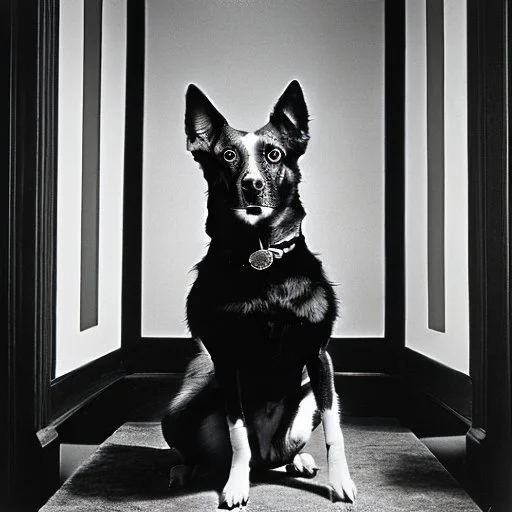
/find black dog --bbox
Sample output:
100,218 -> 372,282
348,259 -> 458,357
162,81 -> 356,509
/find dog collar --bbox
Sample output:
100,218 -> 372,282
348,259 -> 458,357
248,231 -> 302,271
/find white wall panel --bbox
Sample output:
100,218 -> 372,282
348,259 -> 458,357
56,0 -> 127,377
142,0 -> 386,338
405,0 -> 469,374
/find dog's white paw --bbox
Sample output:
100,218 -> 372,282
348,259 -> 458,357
168,464 -> 194,488
327,443 -> 357,504
219,470 -> 250,509
329,473 -> 357,504
286,453 -> 319,478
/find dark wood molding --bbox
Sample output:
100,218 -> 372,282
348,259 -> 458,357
121,0 -> 145,348
57,373 -> 183,444
467,0 -> 512,510
399,348 -> 472,438
335,373 -> 400,418
50,349 -> 127,425
35,0 -> 60,427
1,0 -> 13,504
127,337 -> 392,374
401,348 -> 472,422
328,337 -> 392,373
5,0 -> 60,509
384,0 -> 406,351
56,371 -> 399,444
125,337 -> 203,374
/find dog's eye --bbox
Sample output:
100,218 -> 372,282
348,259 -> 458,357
267,148 -> 282,164
223,148 -> 237,163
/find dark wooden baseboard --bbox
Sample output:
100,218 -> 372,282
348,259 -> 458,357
397,349 -> 474,504
51,344 -> 471,444
50,349 -> 127,426
335,372 -> 400,418
126,336 -> 393,374
399,348 -> 472,437
124,337 -> 199,373
56,371 -> 398,443
51,336 -> 395,442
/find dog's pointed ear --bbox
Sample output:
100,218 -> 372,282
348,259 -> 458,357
185,84 -> 227,152
269,80 -> 309,139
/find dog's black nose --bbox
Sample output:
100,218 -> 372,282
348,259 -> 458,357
241,175 -> 265,192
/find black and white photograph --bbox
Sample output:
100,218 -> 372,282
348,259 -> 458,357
3,0 -> 512,511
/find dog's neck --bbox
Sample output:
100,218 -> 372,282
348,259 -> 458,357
208,217 -> 304,262
262,221 -> 303,253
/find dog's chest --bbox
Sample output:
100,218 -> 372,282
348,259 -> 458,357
220,275 -> 329,325
187,252 -> 336,360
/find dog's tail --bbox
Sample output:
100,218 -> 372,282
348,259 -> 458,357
161,339 -> 219,453
174,340 -> 215,412
167,338 -> 216,417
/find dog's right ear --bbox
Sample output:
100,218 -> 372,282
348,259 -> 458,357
185,84 -> 226,152
269,80 -> 310,154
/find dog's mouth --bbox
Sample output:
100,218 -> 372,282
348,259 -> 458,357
232,206 -> 274,225
245,206 -> 262,215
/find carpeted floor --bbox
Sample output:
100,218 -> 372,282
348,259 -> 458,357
40,419 -> 480,512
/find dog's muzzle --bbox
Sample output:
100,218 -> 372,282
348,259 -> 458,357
235,172 -> 279,211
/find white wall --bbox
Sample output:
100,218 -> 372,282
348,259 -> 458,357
142,0 -> 385,338
56,0 -> 126,377
405,0 -> 469,374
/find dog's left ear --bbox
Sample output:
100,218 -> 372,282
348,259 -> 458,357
185,84 -> 227,153
270,80 -> 310,145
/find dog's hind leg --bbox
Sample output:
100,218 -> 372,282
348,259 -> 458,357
261,376 -> 320,476
282,384 -> 321,478
162,342 -> 231,486
286,453 -> 319,478
166,410 -> 231,488
307,349 -> 357,503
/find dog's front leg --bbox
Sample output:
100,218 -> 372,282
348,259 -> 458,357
307,349 -> 356,503
215,364 -> 251,509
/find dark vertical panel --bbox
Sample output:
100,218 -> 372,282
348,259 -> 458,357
1,0 -> 10,502
80,0 -> 103,331
121,0 -> 145,347
467,0 -> 512,510
385,0 -> 406,355
426,0 -> 446,332
6,0 -> 60,508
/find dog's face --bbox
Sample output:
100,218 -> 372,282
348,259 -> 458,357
185,81 -> 309,230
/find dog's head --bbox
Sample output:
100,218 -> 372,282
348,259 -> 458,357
185,81 -> 309,239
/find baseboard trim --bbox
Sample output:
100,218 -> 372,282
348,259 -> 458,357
400,348 -> 472,437
55,371 -> 398,443
335,372 -> 400,417
50,348 -> 127,424
51,337 -> 397,442
401,348 -> 472,421
466,427 -> 486,446
128,336 -> 392,373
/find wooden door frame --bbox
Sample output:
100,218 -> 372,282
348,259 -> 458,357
466,0 -> 512,510
4,0 -> 59,510
4,1 -> 145,510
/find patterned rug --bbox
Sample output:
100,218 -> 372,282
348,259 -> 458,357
40,418 -> 480,511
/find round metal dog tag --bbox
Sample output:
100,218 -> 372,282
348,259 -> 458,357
249,249 -> 273,270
